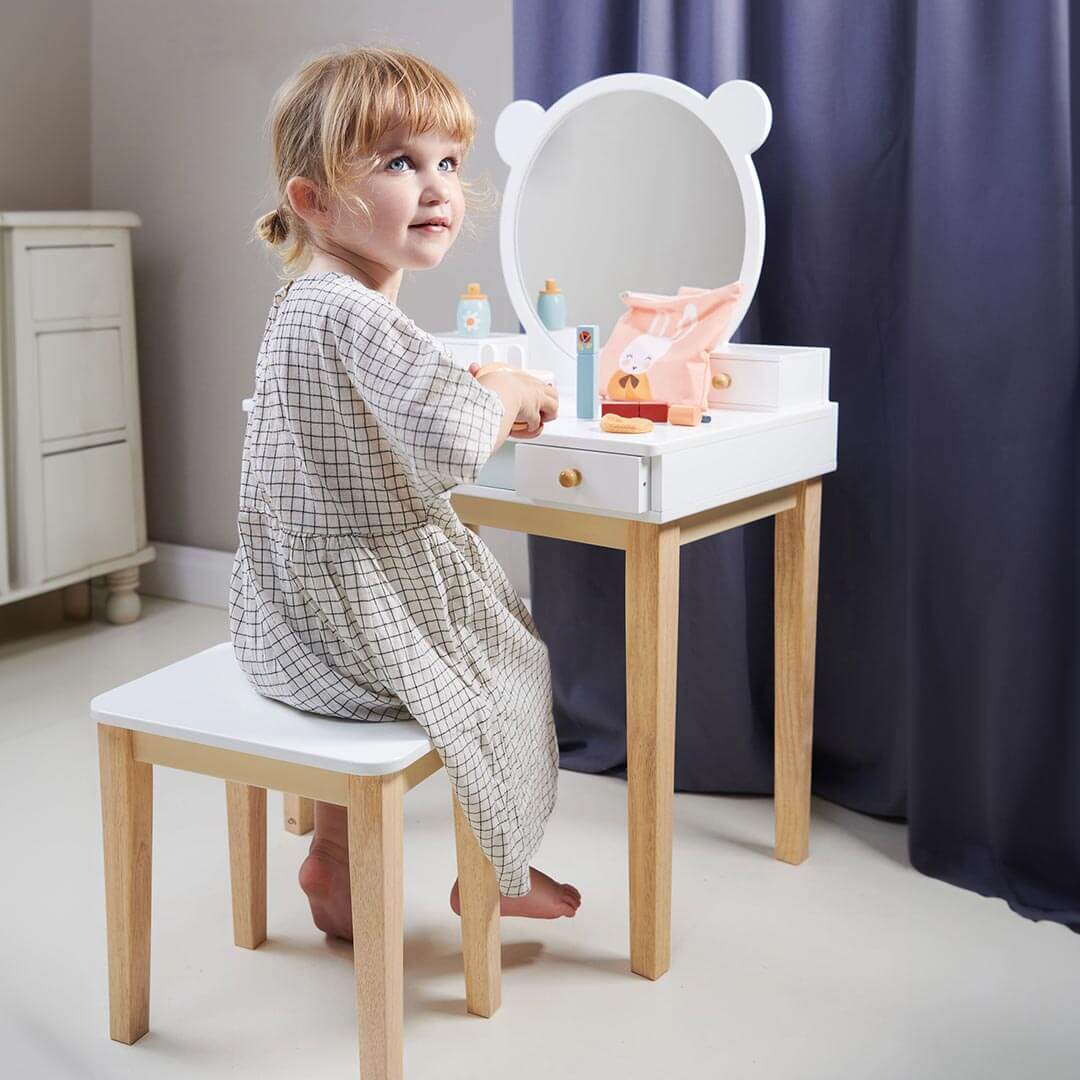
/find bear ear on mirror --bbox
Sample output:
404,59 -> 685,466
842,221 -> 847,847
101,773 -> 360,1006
495,100 -> 548,167
707,80 -> 772,155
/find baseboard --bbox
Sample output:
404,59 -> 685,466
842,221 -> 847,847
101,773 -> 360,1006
140,542 -> 233,608
140,540 -> 531,614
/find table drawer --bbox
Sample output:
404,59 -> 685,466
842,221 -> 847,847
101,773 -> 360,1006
29,243 -> 122,321
515,443 -> 649,514
707,355 -> 780,408
708,346 -> 829,411
37,328 -> 127,441
42,441 -> 137,577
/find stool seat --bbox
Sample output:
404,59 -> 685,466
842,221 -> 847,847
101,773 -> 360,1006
91,642 -> 432,776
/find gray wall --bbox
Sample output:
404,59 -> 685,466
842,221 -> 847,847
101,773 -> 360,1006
0,0 -> 91,209
90,2 -> 519,563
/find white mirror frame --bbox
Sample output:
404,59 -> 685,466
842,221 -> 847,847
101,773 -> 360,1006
495,73 -> 772,359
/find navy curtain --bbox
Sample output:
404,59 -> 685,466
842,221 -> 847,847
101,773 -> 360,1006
514,0 -> 1080,929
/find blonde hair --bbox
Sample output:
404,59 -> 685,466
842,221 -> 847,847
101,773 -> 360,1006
254,45 -> 493,276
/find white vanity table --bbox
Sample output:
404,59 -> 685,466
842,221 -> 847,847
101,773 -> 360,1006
443,73 -> 839,981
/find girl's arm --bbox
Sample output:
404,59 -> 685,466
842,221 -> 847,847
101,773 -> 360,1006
473,368 -> 522,452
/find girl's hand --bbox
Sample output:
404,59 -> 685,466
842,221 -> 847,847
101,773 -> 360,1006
473,367 -> 559,440
510,373 -> 558,437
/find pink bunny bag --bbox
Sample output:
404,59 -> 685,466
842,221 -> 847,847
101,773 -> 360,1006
598,282 -> 743,409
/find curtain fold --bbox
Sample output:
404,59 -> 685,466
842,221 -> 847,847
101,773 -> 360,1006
513,0 -> 1080,929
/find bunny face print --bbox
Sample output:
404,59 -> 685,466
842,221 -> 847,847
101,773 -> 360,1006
599,282 -> 743,407
611,324 -> 674,400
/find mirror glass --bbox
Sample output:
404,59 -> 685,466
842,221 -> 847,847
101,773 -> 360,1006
515,89 -> 745,351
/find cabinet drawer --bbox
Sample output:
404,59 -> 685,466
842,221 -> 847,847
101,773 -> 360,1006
707,355 -> 780,408
42,441 -> 137,578
38,329 -> 126,441
515,443 -> 649,514
29,244 -> 121,321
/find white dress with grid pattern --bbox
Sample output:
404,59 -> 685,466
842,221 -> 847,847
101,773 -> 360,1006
229,271 -> 557,896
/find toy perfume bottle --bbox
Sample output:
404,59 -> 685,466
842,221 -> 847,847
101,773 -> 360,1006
576,324 -> 599,419
537,279 -> 566,331
457,283 -> 491,338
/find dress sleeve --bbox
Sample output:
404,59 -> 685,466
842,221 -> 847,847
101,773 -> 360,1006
332,290 -> 505,492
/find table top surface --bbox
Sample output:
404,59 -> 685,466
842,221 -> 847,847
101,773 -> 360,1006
496,402 -> 837,458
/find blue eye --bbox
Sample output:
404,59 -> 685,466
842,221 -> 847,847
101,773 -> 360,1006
439,157 -> 460,172
387,156 -> 410,172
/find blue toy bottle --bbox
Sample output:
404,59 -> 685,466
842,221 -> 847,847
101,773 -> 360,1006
537,279 -> 567,331
576,324 -> 599,419
457,283 -> 491,338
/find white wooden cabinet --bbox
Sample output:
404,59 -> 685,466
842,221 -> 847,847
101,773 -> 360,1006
0,211 -> 154,623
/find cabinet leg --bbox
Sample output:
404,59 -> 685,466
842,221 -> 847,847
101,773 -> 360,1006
105,567 -> 142,625
62,581 -> 92,620
774,477 -> 823,864
625,521 -> 680,981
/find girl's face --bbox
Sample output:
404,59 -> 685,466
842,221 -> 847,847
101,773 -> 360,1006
328,126 -> 465,273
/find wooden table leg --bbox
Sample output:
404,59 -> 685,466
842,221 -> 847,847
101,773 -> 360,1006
283,793 -> 314,835
98,723 -> 153,1044
452,792 -> 501,1016
625,521 -> 680,980
348,773 -> 405,1080
774,477 -> 823,864
225,782 -> 267,948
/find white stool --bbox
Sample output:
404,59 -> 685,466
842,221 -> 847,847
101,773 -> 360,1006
93,643 -> 501,1080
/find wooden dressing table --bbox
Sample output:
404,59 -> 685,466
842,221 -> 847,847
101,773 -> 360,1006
450,394 -> 835,980
447,72 -> 839,980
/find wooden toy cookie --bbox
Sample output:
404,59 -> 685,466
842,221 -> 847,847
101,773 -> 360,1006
600,413 -> 654,435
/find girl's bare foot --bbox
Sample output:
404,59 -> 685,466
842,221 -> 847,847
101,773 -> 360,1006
450,867 -> 581,919
298,837 -> 354,942
299,801 -> 581,937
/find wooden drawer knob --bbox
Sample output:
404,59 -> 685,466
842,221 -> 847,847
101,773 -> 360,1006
712,372 -> 732,390
558,468 -> 582,488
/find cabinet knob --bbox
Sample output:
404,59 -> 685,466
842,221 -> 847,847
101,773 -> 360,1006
558,468 -> 582,488
712,372 -> 732,390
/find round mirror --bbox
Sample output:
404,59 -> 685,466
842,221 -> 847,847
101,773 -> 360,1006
514,89 -> 746,352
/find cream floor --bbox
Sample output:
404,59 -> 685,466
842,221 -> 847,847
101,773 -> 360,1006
1,592 -> 1077,1079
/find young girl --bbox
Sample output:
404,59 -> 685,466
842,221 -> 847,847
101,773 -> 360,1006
230,46 -> 580,940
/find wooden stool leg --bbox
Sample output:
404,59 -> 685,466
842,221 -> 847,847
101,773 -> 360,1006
774,477 -> 823,864
225,782 -> 267,948
625,521 -> 680,981
348,773 -> 405,1080
97,723 -> 153,1044
452,793 -> 501,1017
283,793 -> 314,835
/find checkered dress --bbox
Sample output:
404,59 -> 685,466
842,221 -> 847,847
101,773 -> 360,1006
229,271 -> 558,896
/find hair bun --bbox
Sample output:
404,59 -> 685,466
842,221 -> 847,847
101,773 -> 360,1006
256,207 -> 289,245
